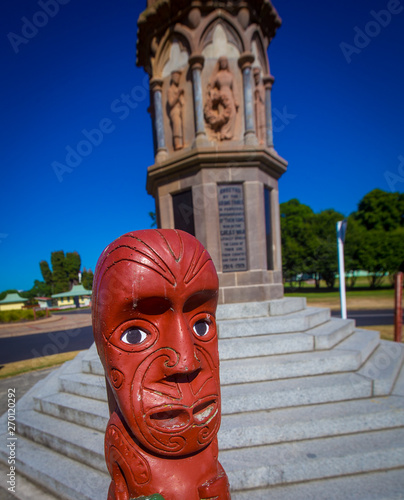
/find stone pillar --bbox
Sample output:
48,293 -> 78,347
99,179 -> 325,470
271,186 -> 283,274
189,54 -> 208,146
239,53 -> 258,146
150,78 -> 168,162
192,181 -> 221,267
263,75 -> 275,149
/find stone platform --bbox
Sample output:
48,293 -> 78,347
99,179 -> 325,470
1,298 -> 404,499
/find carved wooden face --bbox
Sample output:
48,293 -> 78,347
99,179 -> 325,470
92,230 -> 221,457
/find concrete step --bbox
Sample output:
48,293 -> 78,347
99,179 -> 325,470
81,343 -> 103,375
82,355 -> 104,376
83,332 -> 315,375
0,460 -> 58,500
34,391 -> 109,432
81,318 -> 358,375
359,339 -> 404,396
58,372 -> 107,402
22,394 -> 404,471
78,328 -> 378,391
230,468 -> 404,500
305,317 -> 356,349
221,428 -> 404,492
221,372 -> 373,414
0,434 -> 110,500
32,355 -> 381,441
393,357 -> 404,396
61,350 -> 377,417
17,409 -> 107,473
216,297 -> 306,321
219,329 -> 379,385
334,328 -> 379,361
218,307 -> 330,338
218,395 -> 404,450
219,333 -> 314,361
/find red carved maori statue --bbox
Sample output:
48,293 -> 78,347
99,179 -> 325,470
92,229 -> 231,500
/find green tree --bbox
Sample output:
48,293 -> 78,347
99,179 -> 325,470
312,209 -> 344,289
350,189 -> 404,287
280,199 -> 317,285
40,260 -> 53,287
82,268 -> 94,290
40,250 -> 82,294
21,281 -> 53,305
28,280 -> 52,299
356,230 -> 389,288
51,250 -> 69,294
354,189 -> 404,231
384,228 -> 404,283
344,217 -> 366,288
65,251 -> 81,286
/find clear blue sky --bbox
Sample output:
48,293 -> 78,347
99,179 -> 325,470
1,0 -> 403,292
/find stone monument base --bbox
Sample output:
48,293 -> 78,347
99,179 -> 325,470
218,270 -> 283,303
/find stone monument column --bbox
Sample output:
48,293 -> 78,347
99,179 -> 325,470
137,0 -> 287,304
238,52 -> 258,146
150,77 -> 168,162
264,75 -> 275,148
189,54 -> 207,144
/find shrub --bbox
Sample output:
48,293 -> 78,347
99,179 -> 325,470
0,309 -> 50,323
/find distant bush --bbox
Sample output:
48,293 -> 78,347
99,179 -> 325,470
0,309 -> 49,323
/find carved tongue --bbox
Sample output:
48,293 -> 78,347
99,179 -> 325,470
150,409 -> 190,430
193,400 -> 216,423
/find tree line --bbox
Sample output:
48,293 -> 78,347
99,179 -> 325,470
281,188 -> 404,289
0,251 -> 94,304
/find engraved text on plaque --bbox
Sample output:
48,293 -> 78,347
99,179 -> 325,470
218,184 -> 247,272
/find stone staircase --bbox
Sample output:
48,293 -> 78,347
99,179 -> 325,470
1,297 -> 404,499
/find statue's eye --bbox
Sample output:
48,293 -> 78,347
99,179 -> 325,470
193,320 -> 210,337
121,328 -> 148,345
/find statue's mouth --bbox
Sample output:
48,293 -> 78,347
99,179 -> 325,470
148,398 -> 217,431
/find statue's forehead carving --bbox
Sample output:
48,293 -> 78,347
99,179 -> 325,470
93,229 -> 214,292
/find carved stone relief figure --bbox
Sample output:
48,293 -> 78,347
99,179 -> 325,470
92,229 -> 231,500
166,70 -> 185,150
253,67 -> 266,145
204,56 -> 239,141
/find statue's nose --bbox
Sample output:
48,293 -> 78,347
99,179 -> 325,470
163,314 -> 200,375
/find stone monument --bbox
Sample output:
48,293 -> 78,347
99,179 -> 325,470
137,0 -> 287,304
92,229 -> 230,500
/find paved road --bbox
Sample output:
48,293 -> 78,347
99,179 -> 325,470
0,325 -> 94,364
331,309 -> 402,327
0,311 -> 93,364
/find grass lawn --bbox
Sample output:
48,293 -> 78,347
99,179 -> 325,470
0,351 -> 83,379
285,282 -> 396,311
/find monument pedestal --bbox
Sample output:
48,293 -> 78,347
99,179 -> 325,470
147,146 -> 287,303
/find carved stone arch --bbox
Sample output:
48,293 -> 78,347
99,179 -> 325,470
251,30 -> 269,75
174,23 -> 198,55
200,15 -> 245,58
154,32 -> 190,79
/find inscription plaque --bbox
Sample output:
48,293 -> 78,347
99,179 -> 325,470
218,184 -> 248,272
